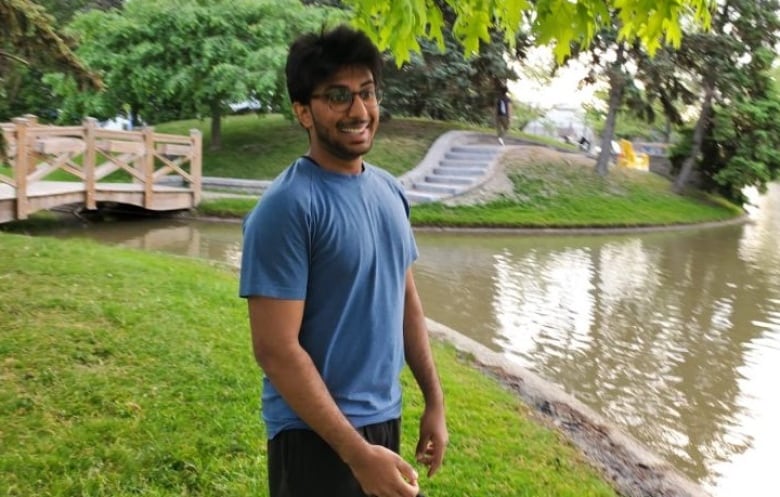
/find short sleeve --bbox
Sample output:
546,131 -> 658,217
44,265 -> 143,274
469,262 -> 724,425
239,189 -> 309,300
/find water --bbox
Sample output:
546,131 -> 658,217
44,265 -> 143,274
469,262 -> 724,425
30,183 -> 780,497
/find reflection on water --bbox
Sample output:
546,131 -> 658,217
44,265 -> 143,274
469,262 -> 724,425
42,217 -> 245,269
413,186 -> 780,497
29,184 -> 780,497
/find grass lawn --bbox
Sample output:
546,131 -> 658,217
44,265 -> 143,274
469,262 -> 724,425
156,114 -> 475,179
0,233 -> 618,496
410,157 -> 743,228
196,156 -> 742,227
155,113 -> 574,179
155,114 -> 741,227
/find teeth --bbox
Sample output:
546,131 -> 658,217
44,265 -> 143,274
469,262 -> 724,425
340,123 -> 367,133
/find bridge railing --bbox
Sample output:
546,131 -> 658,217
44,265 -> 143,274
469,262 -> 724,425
0,115 -> 201,220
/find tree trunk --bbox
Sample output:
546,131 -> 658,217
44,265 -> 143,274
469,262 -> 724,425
673,82 -> 714,193
210,103 -> 222,151
663,116 -> 671,143
595,44 -> 626,176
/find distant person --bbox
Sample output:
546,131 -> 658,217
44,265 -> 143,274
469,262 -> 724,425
495,86 -> 511,145
578,136 -> 591,151
239,25 -> 448,497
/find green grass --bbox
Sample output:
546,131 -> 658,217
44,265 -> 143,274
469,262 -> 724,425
0,233 -> 618,497
5,114 -> 742,228
0,156 -> 134,182
157,113 -> 571,179
194,157 -> 742,227
157,114 -> 472,179
411,158 -> 742,228
163,114 -> 740,227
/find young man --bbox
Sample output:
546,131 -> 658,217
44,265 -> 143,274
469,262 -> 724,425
495,86 -> 511,145
239,25 -> 448,497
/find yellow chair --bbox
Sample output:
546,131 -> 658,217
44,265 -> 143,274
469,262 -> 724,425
617,139 -> 650,171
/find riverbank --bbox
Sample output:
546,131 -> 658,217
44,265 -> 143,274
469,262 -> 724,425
0,232 -> 619,497
195,144 -> 743,228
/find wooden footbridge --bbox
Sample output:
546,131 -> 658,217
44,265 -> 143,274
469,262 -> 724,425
0,115 -> 201,224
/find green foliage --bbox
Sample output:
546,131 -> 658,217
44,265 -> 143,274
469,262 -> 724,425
49,0 -> 338,124
0,0 -> 100,87
672,92 -> 780,204
382,24 -> 521,124
0,0 -> 102,128
346,0 -> 713,64
0,67 -> 60,122
669,0 -> 780,200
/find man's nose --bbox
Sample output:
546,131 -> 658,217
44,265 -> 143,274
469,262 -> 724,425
346,93 -> 369,116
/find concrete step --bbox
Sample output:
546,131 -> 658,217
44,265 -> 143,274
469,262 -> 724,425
450,146 -> 499,155
434,166 -> 486,177
412,182 -> 461,194
439,159 -> 491,168
425,175 -> 474,185
451,144 -> 501,153
405,190 -> 441,203
400,133 -> 504,204
444,151 -> 496,161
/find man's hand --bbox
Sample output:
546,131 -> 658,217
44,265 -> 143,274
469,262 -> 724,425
415,404 -> 448,476
348,443 -> 420,497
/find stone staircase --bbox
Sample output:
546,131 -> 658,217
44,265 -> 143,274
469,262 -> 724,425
399,132 -> 503,204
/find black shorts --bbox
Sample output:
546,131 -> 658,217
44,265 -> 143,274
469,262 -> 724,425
268,419 -> 400,497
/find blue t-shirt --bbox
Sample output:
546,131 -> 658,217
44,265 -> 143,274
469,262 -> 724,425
239,156 -> 418,439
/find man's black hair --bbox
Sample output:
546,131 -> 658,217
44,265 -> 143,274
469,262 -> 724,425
286,25 -> 383,105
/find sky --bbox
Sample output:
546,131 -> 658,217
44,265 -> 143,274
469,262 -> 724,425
508,47 -> 606,110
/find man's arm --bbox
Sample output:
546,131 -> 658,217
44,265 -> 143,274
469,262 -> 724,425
248,296 -> 420,497
402,269 -> 449,476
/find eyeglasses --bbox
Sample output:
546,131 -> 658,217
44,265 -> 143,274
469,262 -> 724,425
310,87 -> 383,112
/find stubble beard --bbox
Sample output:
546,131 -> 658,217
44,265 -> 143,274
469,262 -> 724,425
311,117 -> 374,162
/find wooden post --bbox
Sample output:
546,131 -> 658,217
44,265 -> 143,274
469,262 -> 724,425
21,114 -> 39,174
190,129 -> 202,205
83,117 -> 97,210
12,118 -> 29,220
142,126 -> 155,209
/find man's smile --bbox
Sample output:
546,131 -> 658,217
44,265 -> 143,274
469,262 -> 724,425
338,121 -> 371,134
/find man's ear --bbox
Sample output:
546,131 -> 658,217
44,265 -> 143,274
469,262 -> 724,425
292,102 -> 313,129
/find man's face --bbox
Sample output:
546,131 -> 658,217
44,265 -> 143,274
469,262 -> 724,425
297,66 -> 380,171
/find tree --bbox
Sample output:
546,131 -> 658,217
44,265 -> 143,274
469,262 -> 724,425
50,0 -> 335,149
346,0 -> 714,64
670,0 -> 780,201
381,3 -> 526,124
1,0 -> 101,157
578,30 -> 633,176
0,0 -> 100,90
1,0 -> 115,123
707,86 -> 780,203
